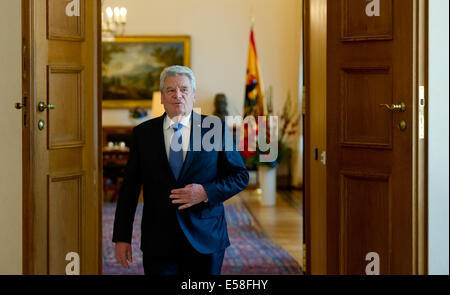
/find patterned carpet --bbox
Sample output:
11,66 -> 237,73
103,203 -> 303,275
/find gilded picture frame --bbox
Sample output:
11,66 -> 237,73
102,35 -> 191,108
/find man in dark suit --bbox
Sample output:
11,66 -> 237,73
112,65 -> 249,275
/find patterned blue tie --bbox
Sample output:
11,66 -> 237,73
169,123 -> 183,180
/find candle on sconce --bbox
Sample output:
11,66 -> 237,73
113,7 -> 120,23
105,6 -> 113,23
120,7 -> 127,23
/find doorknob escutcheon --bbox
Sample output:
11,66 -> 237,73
379,102 -> 406,112
38,101 -> 55,112
38,120 -> 45,131
398,120 -> 407,131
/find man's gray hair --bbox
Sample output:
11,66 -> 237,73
160,65 -> 196,92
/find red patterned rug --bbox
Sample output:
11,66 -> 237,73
103,203 -> 303,275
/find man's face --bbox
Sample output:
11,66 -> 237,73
161,75 -> 195,119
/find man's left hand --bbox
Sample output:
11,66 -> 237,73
170,184 -> 208,210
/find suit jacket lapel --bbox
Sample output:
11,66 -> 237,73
155,113 -> 177,183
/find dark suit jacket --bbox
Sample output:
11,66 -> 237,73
112,112 -> 249,256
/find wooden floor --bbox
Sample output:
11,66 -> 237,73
225,188 -> 304,269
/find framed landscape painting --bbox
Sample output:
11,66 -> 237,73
102,36 -> 190,108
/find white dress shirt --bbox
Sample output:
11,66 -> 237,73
163,112 -> 209,202
163,113 -> 192,162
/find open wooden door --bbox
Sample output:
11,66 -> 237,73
327,0 -> 424,274
23,0 -> 100,274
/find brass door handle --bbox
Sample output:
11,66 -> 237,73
379,102 -> 406,112
38,101 -> 55,112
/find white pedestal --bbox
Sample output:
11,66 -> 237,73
257,166 -> 277,206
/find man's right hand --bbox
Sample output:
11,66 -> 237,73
115,242 -> 132,269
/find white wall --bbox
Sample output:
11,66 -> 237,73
428,0 -> 449,275
102,0 -> 303,185
0,0 -> 22,274
103,0 -> 301,116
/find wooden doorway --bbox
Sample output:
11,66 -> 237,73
22,0 -> 101,274
304,0 -> 427,274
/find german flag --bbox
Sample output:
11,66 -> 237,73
244,27 -> 265,118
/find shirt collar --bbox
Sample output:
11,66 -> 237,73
163,112 -> 192,130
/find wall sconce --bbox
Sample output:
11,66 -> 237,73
102,6 -> 127,40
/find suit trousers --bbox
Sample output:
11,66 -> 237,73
142,219 -> 225,275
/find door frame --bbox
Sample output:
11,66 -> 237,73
21,0 -> 103,274
303,0 -> 428,274
303,0 -> 311,275
96,0 -> 103,275
303,0 -> 328,275
21,0 -> 34,274
413,0 -> 428,275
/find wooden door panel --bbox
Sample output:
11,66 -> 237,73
47,0 -> 85,41
48,173 -> 84,274
328,0 -> 414,274
49,151 -> 83,171
48,66 -> 84,149
341,0 -> 393,41
30,0 -> 99,274
340,66 -> 393,148
340,171 -> 392,274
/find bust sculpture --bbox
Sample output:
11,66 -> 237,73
213,93 -> 229,121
